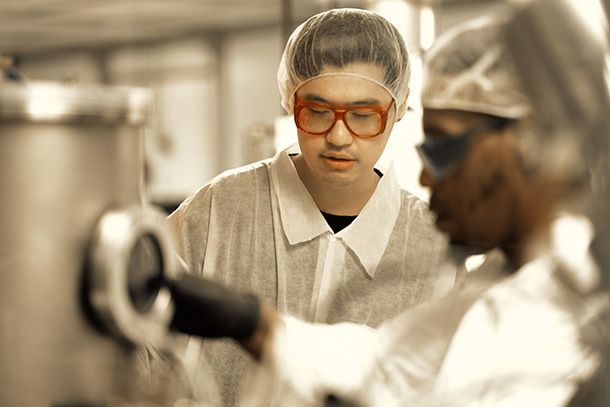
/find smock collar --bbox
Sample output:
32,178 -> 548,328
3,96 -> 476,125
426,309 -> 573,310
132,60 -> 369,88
269,144 -> 401,278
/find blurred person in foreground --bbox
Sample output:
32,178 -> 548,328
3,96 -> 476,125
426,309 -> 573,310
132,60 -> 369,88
165,8 -> 462,406
169,14 -> 609,407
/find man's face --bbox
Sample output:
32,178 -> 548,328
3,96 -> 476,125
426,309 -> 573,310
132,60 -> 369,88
293,71 -> 396,189
419,108 -> 524,249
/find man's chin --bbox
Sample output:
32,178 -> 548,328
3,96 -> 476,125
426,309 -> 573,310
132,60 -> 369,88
450,236 -> 496,254
450,242 -> 489,254
435,221 -> 491,253
434,217 -> 455,237
434,216 -> 498,253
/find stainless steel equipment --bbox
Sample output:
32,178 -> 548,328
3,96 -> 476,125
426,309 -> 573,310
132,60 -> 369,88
0,81 -> 188,407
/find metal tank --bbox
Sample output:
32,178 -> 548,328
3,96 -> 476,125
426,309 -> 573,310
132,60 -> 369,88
0,80 -> 190,407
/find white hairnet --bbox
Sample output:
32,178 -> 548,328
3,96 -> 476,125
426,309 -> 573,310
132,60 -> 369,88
421,15 -> 531,119
278,8 -> 410,119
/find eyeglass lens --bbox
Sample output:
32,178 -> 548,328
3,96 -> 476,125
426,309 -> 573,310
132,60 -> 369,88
296,105 -> 385,138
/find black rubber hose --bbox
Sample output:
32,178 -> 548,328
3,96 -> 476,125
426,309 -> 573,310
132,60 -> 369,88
168,273 -> 261,341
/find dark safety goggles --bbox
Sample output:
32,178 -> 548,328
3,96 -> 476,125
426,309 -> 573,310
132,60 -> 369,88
417,116 -> 513,181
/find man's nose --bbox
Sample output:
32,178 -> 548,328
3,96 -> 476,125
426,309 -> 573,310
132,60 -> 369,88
419,167 -> 435,187
325,118 -> 354,147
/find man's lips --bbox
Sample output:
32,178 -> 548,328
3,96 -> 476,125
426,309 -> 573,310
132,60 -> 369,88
322,153 -> 354,161
321,153 -> 356,169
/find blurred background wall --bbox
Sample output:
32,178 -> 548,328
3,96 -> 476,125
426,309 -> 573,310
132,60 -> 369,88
1,0 -> 511,210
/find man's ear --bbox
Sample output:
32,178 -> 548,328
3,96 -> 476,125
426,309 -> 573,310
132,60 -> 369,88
395,89 -> 410,121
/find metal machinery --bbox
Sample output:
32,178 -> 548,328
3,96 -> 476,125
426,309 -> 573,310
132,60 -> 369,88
1,0 -> 609,406
0,80 -> 190,407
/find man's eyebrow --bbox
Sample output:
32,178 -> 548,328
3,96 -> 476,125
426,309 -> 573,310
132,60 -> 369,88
301,94 -> 329,103
351,99 -> 382,106
301,93 -> 382,106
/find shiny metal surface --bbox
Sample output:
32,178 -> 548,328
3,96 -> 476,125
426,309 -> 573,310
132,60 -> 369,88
0,81 -> 152,124
0,81 -> 189,406
87,204 -> 176,348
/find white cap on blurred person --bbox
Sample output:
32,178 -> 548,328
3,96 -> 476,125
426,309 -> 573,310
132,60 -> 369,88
277,8 -> 411,120
421,15 -> 531,119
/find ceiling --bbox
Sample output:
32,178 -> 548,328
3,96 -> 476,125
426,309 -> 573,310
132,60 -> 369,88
0,0 -> 482,57
0,0 -> 362,56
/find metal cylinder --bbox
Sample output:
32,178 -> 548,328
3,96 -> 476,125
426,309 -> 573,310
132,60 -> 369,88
0,81 -> 187,407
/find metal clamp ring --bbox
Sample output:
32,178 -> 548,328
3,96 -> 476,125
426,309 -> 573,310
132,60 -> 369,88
86,204 -> 176,347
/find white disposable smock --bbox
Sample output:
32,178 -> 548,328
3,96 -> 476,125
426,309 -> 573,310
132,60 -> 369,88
165,144 -> 461,406
241,215 -> 608,407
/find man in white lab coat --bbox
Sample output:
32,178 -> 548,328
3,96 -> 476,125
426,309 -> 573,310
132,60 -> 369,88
166,14 -> 609,407
165,8 -> 462,406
